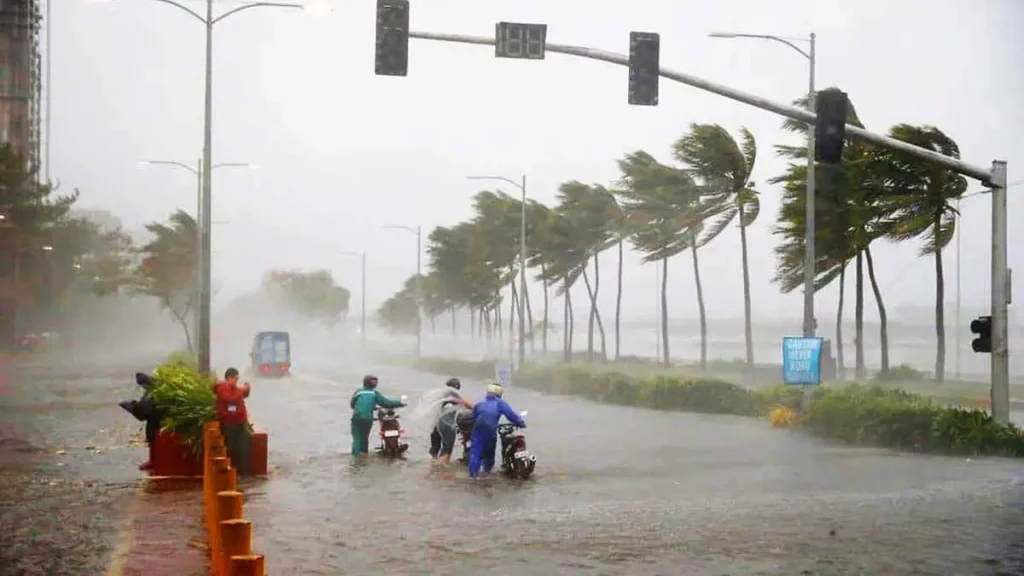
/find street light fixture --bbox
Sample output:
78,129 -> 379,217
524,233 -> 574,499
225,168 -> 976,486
340,250 -> 368,347
467,174 -> 528,368
381,225 -> 422,358
94,0 -> 326,375
710,31 -> 817,340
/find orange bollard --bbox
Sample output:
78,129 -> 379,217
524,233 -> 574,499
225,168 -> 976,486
249,433 -> 268,476
204,444 -> 227,541
207,458 -> 235,566
214,494 -> 245,575
219,519 -> 253,575
228,555 -> 264,576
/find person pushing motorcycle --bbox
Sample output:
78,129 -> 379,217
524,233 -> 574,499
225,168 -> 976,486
467,382 -> 525,478
430,377 -> 474,465
350,375 -> 405,457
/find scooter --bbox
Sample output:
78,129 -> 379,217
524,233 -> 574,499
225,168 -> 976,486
498,411 -> 536,480
375,395 -> 409,458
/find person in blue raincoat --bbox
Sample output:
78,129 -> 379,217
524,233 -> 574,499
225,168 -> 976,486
350,375 -> 405,457
467,382 -> 526,478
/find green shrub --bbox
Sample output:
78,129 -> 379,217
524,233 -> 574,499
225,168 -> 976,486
149,360 -> 216,453
164,350 -> 197,370
874,363 -> 926,382
416,357 -> 495,381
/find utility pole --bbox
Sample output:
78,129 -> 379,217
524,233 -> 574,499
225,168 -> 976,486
989,160 -> 1009,425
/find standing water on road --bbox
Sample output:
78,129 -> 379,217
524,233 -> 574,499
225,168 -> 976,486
240,366 -> 1024,575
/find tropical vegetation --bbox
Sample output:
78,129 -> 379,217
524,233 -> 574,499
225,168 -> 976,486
413,358 -> 1024,458
377,87 -> 970,382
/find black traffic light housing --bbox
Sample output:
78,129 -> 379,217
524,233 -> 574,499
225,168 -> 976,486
628,32 -> 660,106
375,0 -> 410,77
970,315 -> 992,354
814,90 -> 848,164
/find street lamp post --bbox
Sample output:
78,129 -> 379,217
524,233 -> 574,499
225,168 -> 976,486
97,0 -> 325,375
467,175 -> 528,368
382,225 -> 422,358
710,32 -> 816,338
138,158 -> 257,361
340,250 -> 367,347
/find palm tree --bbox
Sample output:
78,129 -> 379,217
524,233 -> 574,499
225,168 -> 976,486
617,150 -> 710,367
871,124 -> 967,383
673,123 -> 761,368
771,87 -> 893,379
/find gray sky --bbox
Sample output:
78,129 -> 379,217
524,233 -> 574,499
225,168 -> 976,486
56,0 -> 1024,322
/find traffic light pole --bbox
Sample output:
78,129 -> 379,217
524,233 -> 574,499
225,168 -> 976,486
405,29 -> 1011,424
990,161 -> 1009,425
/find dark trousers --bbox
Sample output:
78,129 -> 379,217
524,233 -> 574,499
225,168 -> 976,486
222,422 -> 251,476
351,417 -> 373,456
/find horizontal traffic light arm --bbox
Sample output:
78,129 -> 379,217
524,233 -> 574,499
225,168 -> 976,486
407,30 -> 995,185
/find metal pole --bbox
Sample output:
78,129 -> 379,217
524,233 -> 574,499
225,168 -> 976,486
989,160 -> 1009,425
361,251 -> 367,347
416,225 -> 422,358
194,157 -> 202,360
44,0 -> 52,183
955,197 -> 961,379
518,174 -> 527,367
802,32 -> 816,338
197,0 -> 214,375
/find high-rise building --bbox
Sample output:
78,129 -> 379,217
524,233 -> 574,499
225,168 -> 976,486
0,0 -> 41,170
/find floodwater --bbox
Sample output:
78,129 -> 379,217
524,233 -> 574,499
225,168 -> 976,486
241,364 -> 1024,575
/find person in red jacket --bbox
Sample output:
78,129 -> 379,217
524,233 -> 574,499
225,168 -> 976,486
213,367 -> 251,475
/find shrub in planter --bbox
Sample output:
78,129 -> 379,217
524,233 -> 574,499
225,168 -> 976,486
148,360 -> 215,454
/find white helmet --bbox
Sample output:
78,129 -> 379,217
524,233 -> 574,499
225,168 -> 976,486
486,382 -> 504,397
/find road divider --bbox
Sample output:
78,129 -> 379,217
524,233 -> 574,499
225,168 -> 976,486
203,421 -> 266,576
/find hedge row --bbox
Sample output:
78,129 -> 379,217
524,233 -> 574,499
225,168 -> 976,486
414,358 -> 1024,458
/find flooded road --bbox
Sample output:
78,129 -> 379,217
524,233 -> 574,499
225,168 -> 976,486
243,364 -> 1024,575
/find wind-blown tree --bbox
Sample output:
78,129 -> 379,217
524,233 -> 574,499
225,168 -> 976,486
617,150 -> 712,367
674,123 -> 761,367
871,124 -> 967,383
534,207 -> 588,362
603,194 -> 628,360
470,191 -> 523,347
525,200 -> 559,355
377,274 -> 420,335
262,269 -> 350,329
771,87 -> 892,379
133,210 -> 198,351
555,181 -> 616,362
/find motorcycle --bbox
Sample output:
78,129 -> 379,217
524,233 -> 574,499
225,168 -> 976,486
375,395 -> 409,458
456,410 -> 474,464
498,411 -> 535,479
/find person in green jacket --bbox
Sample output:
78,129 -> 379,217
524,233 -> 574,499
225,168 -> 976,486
350,374 -> 405,457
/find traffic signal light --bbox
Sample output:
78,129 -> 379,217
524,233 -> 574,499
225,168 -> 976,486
813,89 -> 848,164
375,0 -> 410,77
970,315 -> 992,353
628,32 -> 659,106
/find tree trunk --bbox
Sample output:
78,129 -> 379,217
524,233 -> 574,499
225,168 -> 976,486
660,257 -> 669,366
864,245 -> 890,376
690,243 -> 708,371
430,315 -> 435,334
738,207 -> 754,367
470,307 -> 476,340
595,254 -> 607,360
542,273 -> 549,357
562,277 -> 571,363
836,264 -> 846,380
523,277 -> 535,352
451,307 -> 456,336
933,213 -> 946,383
615,240 -> 623,360
483,308 -> 492,354
583,261 -> 596,362
509,282 -> 517,360
566,281 -> 575,362
496,295 -> 503,342
855,252 -> 866,380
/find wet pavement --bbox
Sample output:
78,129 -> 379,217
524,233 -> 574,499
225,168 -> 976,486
0,356 -> 205,576
2,354 -> 1023,575
241,363 -> 1024,575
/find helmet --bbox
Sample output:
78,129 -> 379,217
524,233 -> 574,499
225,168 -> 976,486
363,374 -> 378,388
486,382 -> 503,397
445,377 -> 461,390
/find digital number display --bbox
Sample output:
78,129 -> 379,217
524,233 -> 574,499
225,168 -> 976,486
495,22 -> 547,60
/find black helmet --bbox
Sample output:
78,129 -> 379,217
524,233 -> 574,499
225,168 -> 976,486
363,374 -> 379,388
445,377 -> 461,390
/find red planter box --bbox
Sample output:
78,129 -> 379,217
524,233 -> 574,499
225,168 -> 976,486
149,429 -> 269,478
149,430 -> 203,477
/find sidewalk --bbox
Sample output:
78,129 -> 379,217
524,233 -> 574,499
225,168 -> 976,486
105,482 -> 208,576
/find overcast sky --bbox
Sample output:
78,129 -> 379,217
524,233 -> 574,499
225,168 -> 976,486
54,0 -> 1024,323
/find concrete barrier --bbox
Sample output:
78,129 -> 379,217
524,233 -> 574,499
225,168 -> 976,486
202,422 -> 267,576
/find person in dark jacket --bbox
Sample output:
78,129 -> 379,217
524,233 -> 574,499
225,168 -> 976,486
350,375 -> 405,457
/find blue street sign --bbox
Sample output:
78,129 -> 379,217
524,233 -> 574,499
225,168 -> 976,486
782,337 -> 824,385
495,362 -> 512,387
